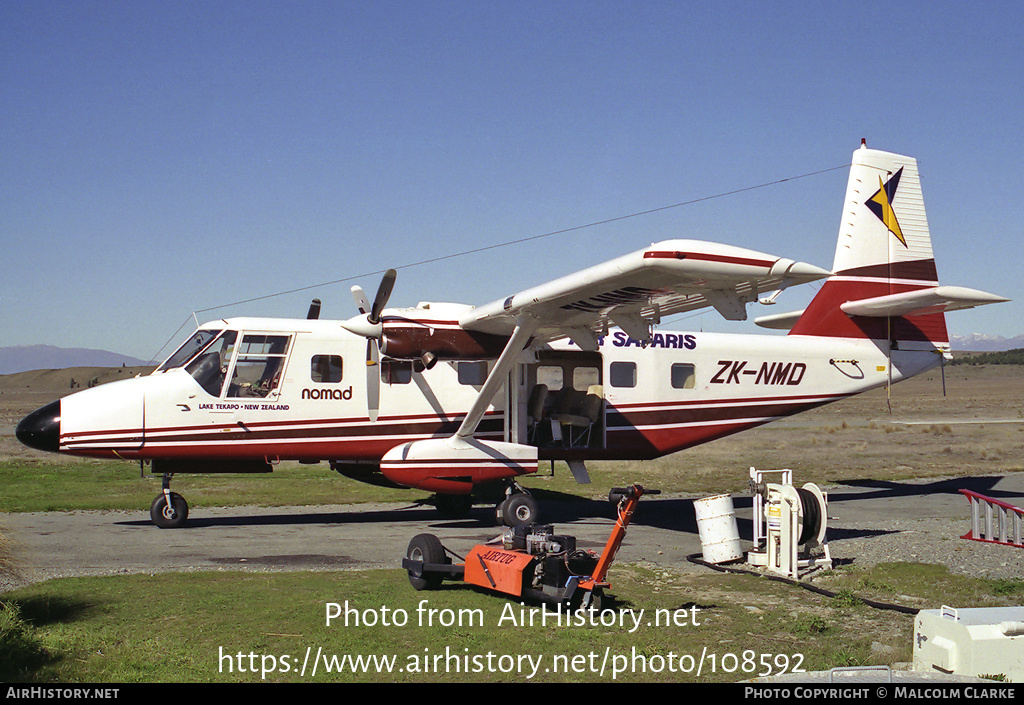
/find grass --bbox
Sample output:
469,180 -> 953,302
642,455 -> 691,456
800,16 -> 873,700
820,562 -> 1024,609
1,561 -> 1019,683
0,459 -> 434,513
0,457 -> 751,515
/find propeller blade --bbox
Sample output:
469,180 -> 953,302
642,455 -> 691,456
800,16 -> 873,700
350,286 -> 370,315
306,298 -> 322,320
366,338 -> 380,423
369,269 -> 397,324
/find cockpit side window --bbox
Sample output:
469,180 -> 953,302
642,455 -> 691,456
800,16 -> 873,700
185,330 -> 238,397
158,329 -> 223,372
226,334 -> 291,398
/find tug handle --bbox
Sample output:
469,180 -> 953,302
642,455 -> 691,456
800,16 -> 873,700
608,484 -> 661,504
586,484 -> 659,587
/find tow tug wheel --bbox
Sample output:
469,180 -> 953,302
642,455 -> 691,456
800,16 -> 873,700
150,492 -> 188,529
497,493 -> 539,528
406,533 -> 448,591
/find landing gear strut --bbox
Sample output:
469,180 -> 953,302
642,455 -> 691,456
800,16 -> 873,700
432,481 -> 539,528
150,474 -> 189,529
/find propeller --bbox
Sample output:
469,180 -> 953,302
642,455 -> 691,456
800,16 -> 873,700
307,298 -> 322,320
342,269 -> 396,339
341,270 -> 397,423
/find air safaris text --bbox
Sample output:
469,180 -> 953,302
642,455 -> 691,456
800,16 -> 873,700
302,387 -> 353,400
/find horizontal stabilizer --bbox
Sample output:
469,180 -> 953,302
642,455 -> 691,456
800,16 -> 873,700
755,309 -> 806,330
839,286 -> 1009,318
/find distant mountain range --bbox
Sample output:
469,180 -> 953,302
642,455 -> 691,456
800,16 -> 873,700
949,333 -> 1024,352
0,345 -> 151,375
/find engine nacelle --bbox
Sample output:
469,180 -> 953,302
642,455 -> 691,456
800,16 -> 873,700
379,321 -> 509,362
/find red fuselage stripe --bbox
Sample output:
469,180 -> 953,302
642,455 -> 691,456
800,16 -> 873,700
643,250 -> 775,268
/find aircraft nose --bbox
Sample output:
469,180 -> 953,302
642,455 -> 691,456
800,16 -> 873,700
16,400 -> 61,453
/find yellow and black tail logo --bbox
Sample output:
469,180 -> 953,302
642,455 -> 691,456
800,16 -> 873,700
866,167 -> 907,246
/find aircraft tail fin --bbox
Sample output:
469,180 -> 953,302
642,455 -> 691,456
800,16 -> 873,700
788,143 -> 1007,347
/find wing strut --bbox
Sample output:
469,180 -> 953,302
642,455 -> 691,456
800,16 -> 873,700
453,318 -> 539,442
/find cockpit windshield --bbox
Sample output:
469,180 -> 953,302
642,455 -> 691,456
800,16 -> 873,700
185,330 -> 238,397
157,329 -> 224,372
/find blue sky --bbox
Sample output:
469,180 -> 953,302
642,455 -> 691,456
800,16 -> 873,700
3,1 -> 1022,361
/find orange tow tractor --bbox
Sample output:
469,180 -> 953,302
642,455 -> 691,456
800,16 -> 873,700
402,485 -> 657,610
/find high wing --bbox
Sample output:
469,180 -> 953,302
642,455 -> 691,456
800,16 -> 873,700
459,239 -> 832,346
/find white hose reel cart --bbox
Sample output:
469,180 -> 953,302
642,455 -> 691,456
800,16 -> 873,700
747,468 -> 832,579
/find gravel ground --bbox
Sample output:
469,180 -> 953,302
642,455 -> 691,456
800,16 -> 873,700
3,476 -> 1023,593
826,517 -> 1024,581
817,474 -> 1024,582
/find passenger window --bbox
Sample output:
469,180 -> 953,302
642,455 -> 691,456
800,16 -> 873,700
609,361 -> 637,388
671,363 -> 696,389
227,334 -> 291,398
381,360 -> 413,384
311,355 -> 343,383
458,361 -> 488,385
572,366 -> 600,391
536,365 -> 563,391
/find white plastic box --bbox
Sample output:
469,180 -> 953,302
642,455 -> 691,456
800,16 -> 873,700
914,606 -> 1024,681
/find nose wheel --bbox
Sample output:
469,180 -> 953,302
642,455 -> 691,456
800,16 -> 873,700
150,475 -> 189,528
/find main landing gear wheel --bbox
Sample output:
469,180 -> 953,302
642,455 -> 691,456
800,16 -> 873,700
406,534 -> 448,591
497,493 -> 539,528
150,492 -> 189,529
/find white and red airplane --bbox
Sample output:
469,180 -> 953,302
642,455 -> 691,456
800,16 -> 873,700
16,144 -> 1008,528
